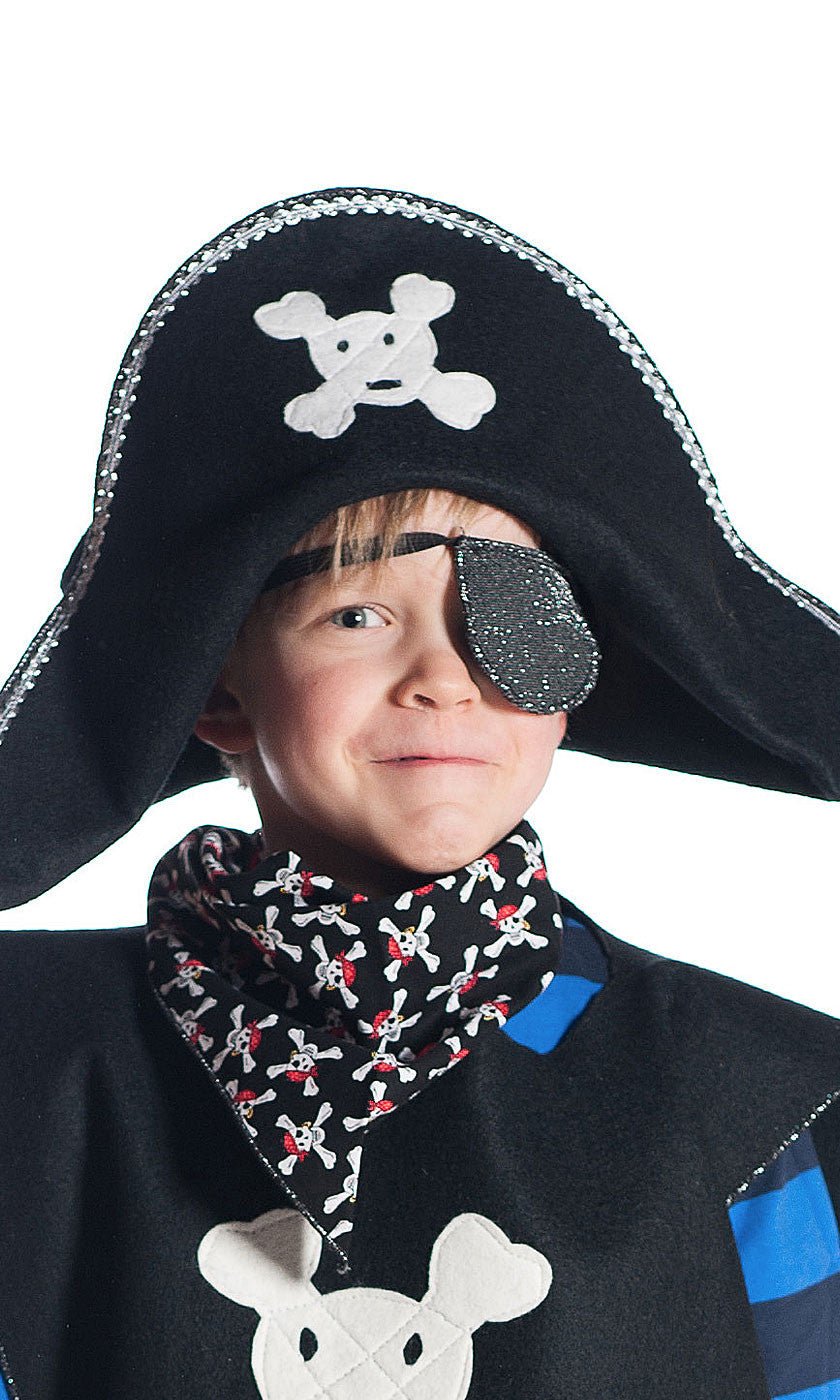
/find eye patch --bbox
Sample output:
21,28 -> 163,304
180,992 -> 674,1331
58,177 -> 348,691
260,532 -> 600,713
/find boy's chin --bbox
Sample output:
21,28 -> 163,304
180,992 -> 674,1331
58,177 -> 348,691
371,824 -> 516,886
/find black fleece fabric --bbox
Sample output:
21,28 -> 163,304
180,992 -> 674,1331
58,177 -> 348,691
0,896 -> 838,1399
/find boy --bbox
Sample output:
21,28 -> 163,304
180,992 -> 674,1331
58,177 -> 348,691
0,187 -> 838,1399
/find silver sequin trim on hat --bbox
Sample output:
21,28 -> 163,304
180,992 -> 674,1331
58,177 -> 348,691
3,187 -> 838,743
724,1084 -> 840,1207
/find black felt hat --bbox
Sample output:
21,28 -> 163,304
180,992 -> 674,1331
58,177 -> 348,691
1,186 -> 838,910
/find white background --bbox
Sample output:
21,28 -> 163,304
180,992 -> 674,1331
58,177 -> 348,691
0,2 -> 837,1014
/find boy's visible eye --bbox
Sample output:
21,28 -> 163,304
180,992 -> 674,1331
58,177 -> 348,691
328,605 -> 386,631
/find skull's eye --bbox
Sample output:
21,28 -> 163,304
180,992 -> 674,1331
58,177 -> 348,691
383,332 -> 395,345
337,340 -> 349,352
299,1326 -> 318,1361
403,1331 -> 423,1365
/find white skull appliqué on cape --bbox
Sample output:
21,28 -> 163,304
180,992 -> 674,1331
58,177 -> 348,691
253,273 -> 497,439
198,1207 -> 552,1399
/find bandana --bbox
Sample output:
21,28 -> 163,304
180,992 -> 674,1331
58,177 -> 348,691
146,818 -> 563,1269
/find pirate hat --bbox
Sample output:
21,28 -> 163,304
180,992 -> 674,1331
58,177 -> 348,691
1,186 -> 838,911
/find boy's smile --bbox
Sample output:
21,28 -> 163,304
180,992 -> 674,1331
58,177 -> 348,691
378,757 -> 486,764
195,492 -> 567,898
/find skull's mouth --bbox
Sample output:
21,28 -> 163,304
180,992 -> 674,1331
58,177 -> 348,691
366,378 -> 402,390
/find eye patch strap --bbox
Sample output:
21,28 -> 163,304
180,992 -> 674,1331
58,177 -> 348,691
260,532 -> 454,589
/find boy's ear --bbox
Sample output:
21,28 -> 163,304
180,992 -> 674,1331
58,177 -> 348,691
193,680 -> 256,755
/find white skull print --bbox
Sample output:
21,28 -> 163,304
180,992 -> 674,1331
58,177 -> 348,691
233,906 -> 303,964
173,994 -> 217,1052
380,906 -> 440,981
253,851 -> 335,905
458,855 -> 506,905
211,1004 -> 280,1074
357,987 -> 423,1046
267,1026 -> 344,1096
275,1101 -> 336,1173
480,895 -> 550,958
158,950 -> 208,997
351,1047 -> 418,1084
224,1079 -> 278,1137
505,833 -> 548,887
427,947 -> 499,1015
342,1079 -> 397,1132
309,935 -> 367,1010
460,998 -> 512,1036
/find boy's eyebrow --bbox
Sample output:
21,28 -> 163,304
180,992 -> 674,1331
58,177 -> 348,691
275,562 -> 406,619
285,563 -> 416,614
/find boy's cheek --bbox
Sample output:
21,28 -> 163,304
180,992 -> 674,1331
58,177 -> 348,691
285,664 -> 378,730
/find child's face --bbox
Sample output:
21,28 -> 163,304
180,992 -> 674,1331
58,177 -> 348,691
196,495 -> 567,896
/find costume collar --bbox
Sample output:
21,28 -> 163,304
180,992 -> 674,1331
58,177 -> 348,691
146,818 -> 563,1268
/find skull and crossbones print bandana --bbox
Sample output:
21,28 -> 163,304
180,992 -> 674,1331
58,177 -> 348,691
146,818 -> 563,1267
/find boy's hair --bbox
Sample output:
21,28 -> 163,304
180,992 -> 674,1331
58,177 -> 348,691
217,487 -> 536,788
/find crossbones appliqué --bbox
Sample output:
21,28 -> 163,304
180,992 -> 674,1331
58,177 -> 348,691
198,1207 -> 552,1399
253,273 -> 497,439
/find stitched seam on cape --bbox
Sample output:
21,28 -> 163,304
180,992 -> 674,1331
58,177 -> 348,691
651,948 -> 840,1210
725,1086 -> 840,1206
3,186 -> 837,746
146,980 -> 355,1273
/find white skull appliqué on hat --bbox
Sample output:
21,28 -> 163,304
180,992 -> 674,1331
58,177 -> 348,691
253,272 -> 497,439
198,1207 -> 551,1399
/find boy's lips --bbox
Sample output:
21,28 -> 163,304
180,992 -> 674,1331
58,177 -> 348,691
377,754 -> 490,764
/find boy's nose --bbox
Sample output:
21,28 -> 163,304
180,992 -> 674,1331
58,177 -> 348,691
393,640 -> 485,710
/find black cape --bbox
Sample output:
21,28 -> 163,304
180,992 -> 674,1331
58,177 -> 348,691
1,895 -> 838,1399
